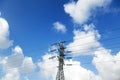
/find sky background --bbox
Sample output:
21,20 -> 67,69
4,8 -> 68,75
0,0 -> 74,60
0,0 -> 120,80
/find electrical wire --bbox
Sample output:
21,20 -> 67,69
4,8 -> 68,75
66,36 -> 120,49
66,44 -> 120,55
0,56 -> 120,73
65,27 -> 120,42
0,28 -> 120,73
1,38 -> 120,69
8,27 -> 120,56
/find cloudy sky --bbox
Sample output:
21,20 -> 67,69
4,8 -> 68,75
0,0 -> 120,80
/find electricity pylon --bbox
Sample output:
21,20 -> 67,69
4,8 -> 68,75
50,41 -> 72,80
56,41 -> 65,80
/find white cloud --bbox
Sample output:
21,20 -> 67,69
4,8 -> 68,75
53,21 -> 67,33
38,54 -> 102,80
64,0 -> 111,24
63,0 -> 120,79
0,46 -> 36,80
21,57 -> 36,74
1,46 -> 24,69
64,60 -> 98,80
38,54 -> 58,80
93,47 -> 120,80
38,24 -> 102,80
0,17 -> 13,49
0,16 -> 36,79
67,24 -> 101,55
13,45 -> 23,55
66,22 -> 120,80
1,1 -> 120,79
1,68 -> 20,80
38,23 -> 120,80
7,46 -> 24,68
0,46 -> 23,80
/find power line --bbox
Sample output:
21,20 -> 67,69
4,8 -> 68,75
7,27 -> 120,56
65,27 -> 120,42
1,39 -> 120,68
0,45 -> 119,72
0,34 -> 119,66
66,44 -> 120,55
66,36 -> 120,49
0,47 -> 118,71
1,35 -> 119,58
0,27 -> 120,76
0,56 -> 120,73
0,38 -> 119,71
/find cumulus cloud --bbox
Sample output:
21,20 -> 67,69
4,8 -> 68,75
0,17 -> 36,80
7,46 -> 24,68
1,46 -> 24,69
38,54 -> 58,80
21,57 -> 36,74
0,0 -> 119,80
53,21 -> 67,33
38,21 -> 120,80
0,46 -> 23,80
64,0 -> 111,24
38,24 -> 103,80
67,24 -> 101,55
63,0 -> 120,79
93,47 -> 120,80
0,46 -> 36,80
0,17 -> 13,49
38,54 -> 102,80
64,60 -> 99,80
66,22 -> 120,80
1,68 -> 20,80
24,0 -> 119,79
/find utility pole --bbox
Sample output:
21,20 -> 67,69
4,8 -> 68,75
56,41 -> 65,80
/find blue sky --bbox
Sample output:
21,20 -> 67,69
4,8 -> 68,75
0,0 -> 73,59
0,0 -> 119,59
0,0 -> 120,80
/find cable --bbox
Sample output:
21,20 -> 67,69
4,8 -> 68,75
1,34 -> 119,58
1,41 -> 120,67
0,56 -> 120,73
66,41 -> 120,53
4,27 -> 120,57
0,51 -> 120,73
66,44 -> 120,55
66,36 -> 120,49
65,27 -> 120,43
0,27 -> 120,73
0,37 -> 120,69
49,36 -> 120,55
